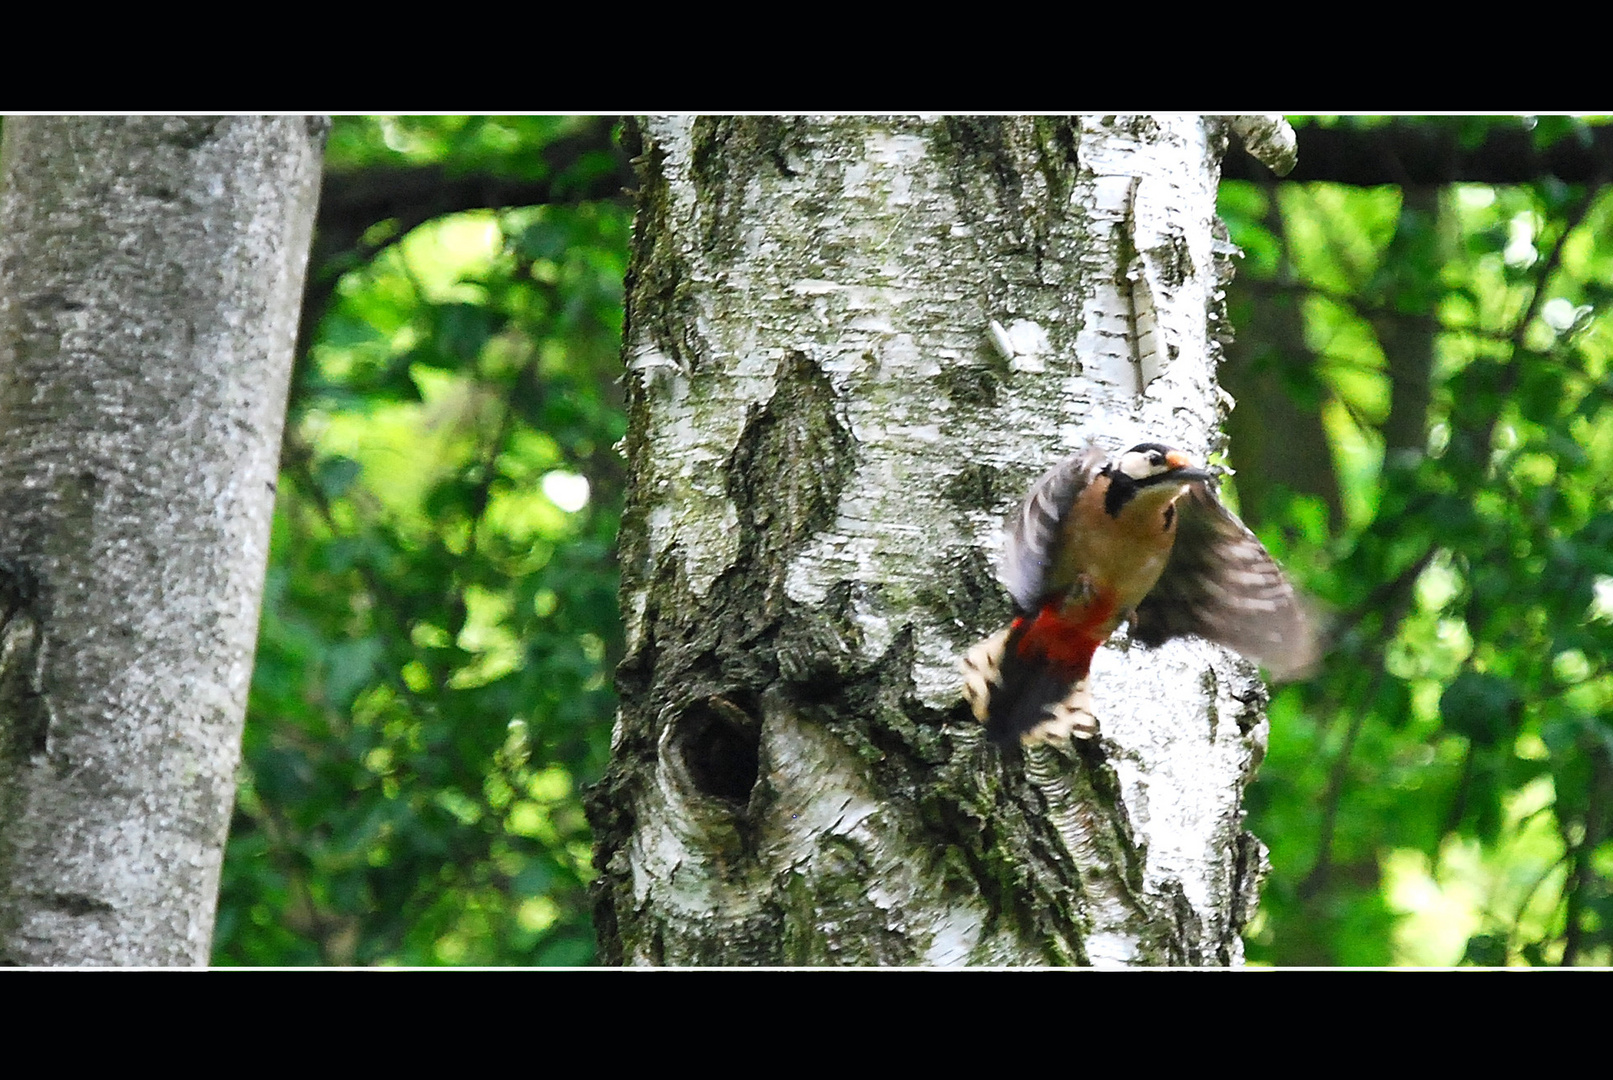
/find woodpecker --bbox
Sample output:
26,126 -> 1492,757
961,442 -> 1316,745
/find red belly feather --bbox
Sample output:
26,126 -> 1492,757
1013,588 -> 1119,681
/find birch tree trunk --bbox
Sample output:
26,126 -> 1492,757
0,116 -> 325,965
591,115 -> 1290,965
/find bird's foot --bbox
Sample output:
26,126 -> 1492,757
1025,680 -> 1098,743
961,627 -> 1011,724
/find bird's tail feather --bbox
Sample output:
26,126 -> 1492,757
963,622 -> 1097,745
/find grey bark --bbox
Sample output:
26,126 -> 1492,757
590,115 -> 1274,966
0,116 -> 325,965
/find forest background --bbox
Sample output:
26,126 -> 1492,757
205,115 -> 1613,966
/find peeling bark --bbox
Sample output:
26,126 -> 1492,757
590,115 -> 1272,966
0,116 -> 325,965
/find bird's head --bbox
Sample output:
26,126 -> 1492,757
1114,443 -> 1214,486
1102,443 -> 1214,519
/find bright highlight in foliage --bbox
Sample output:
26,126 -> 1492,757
542,470 -> 591,512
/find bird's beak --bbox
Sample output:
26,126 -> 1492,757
1163,450 -> 1213,484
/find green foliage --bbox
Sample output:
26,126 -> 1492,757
326,116 -> 613,183
1225,116 -> 1613,965
213,118 -> 627,965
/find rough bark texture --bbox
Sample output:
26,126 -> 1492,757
0,116 -> 325,965
590,115 -> 1272,966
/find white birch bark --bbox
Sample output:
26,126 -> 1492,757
0,116 -> 325,965
591,115 -> 1277,965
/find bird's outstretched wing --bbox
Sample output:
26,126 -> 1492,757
1000,447 -> 1106,613
1128,483 -> 1318,679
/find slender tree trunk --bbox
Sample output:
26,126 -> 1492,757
0,116 -> 325,965
1222,192 -> 1345,532
590,115 -> 1280,965
1373,186 -> 1440,456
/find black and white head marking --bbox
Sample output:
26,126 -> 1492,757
1116,442 -> 1176,482
1103,443 -> 1208,518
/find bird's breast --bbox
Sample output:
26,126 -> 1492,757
1050,479 -> 1183,618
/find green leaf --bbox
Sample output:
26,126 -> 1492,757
1440,671 -> 1520,747
314,456 -> 363,498
324,637 -> 385,711
1462,932 -> 1508,966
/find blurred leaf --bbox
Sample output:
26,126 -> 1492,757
314,456 -> 362,499
1462,932 -> 1508,966
1441,672 -> 1520,747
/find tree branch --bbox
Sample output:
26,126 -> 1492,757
292,116 -> 637,391
1225,120 -> 1613,187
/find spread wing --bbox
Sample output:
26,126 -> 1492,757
1001,447 -> 1105,613
1129,483 -> 1319,679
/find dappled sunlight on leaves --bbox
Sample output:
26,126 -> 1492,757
1225,117 -> 1613,965
214,117 -> 627,966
